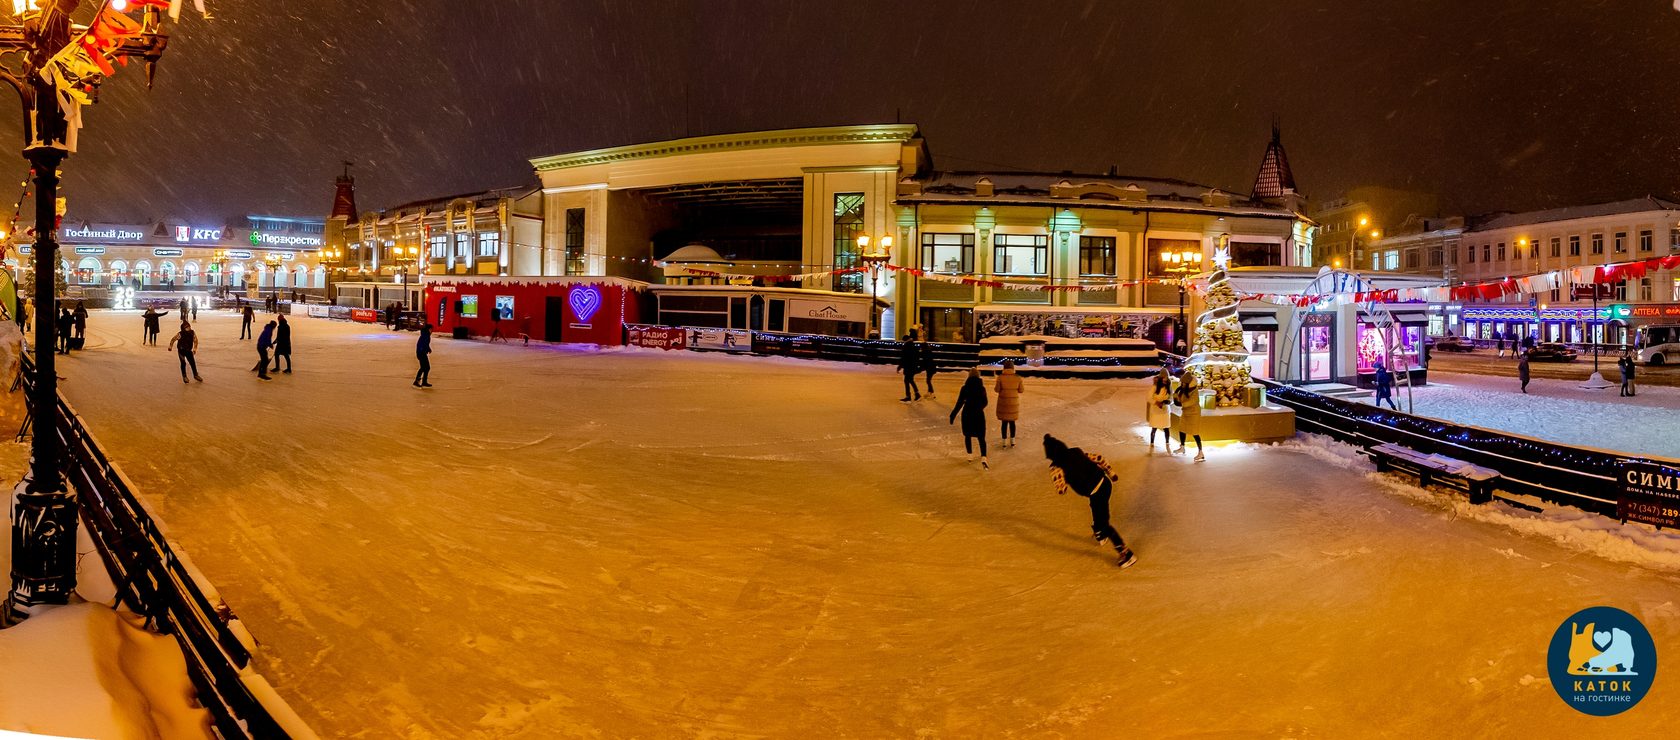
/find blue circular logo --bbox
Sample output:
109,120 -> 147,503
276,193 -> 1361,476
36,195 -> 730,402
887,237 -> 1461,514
1547,606 -> 1658,716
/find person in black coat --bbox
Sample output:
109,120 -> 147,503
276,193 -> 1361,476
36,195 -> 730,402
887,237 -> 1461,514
920,339 -> 937,398
1618,352 -> 1637,397
72,301 -> 88,339
56,307 -> 73,354
270,315 -> 293,373
898,333 -> 921,402
949,368 -> 990,468
414,323 -> 434,387
1044,433 -> 1135,568
240,305 -> 254,340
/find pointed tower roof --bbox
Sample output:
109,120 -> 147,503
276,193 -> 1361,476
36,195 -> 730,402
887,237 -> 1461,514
1250,123 -> 1297,200
330,161 -> 358,221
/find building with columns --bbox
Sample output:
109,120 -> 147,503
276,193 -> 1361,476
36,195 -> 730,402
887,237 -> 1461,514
524,123 -> 1316,343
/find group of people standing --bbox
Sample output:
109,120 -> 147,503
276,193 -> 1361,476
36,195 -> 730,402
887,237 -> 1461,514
1144,367 -> 1204,460
54,301 -> 88,354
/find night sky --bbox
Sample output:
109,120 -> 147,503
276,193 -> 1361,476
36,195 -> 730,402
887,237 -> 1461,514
14,0 -> 1680,224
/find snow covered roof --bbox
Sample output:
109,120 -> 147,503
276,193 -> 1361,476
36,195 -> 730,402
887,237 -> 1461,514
1469,196 -> 1680,232
662,244 -> 730,264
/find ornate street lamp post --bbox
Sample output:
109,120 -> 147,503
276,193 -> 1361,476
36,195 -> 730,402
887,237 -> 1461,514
856,233 -> 891,338
3,0 -> 170,622
1160,246 -> 1203,354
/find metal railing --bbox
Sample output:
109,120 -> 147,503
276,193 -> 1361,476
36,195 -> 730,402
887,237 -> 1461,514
19,354 -> 314,739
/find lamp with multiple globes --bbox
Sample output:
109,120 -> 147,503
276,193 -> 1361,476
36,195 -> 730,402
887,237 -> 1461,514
1159,246 -> 1204,350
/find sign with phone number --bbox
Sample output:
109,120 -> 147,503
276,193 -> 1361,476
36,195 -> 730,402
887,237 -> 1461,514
1619,462 -> 1680,528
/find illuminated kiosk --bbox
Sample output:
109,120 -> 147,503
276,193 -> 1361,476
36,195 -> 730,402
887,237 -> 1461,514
1171,245 -> 1295,443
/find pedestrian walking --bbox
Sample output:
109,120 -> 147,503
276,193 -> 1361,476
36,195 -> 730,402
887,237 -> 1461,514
72,300 -> 88,340
414,322 -> 433,387
994,359 -> 1024,448
1496,334 -> 1507,358
920,338 -> 937,397
189,298 -> 197,321
240,305 -> 254,340
1373,360 -> 1398,410
178,297 -> 188,317
1173,372 -> 1205,461
56,307 -> 73,354
949,367 -> 991,469
1147,367 -> 1173,452
898,332 -> 921,402
271,315 -> 293,374
252,320 -> 275,381
1518,351 -> 1531,394
168,320 -> 202,383
1043,433 -> 1136,569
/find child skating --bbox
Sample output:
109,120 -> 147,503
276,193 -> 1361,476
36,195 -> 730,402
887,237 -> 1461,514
1043,434 -> 1136,568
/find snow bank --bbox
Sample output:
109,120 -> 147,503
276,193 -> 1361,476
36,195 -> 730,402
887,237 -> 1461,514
1393,372 -> 1680,459
1271,434 -> 1680,573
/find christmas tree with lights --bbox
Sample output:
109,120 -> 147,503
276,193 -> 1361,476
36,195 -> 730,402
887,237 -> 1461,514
1188,245 -> 1250,407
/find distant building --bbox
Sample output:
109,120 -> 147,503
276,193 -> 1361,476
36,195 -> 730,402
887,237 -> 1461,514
1363,215 -> 1463,280
1452,196 -> 1680,344
39,215 -> 325,292
1311,186 -> 1441,269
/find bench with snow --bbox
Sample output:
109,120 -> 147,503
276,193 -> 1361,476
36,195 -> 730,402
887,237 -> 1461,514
1363,442 -> 1501,504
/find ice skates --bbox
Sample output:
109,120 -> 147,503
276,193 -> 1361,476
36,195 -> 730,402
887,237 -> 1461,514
1116,548 -> 1138,569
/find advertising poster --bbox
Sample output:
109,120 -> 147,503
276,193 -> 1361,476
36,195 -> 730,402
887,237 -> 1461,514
685,327 -> 752,352
627,325 -> 686,350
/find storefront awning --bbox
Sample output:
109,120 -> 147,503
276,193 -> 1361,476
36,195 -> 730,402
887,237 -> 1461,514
1358,311 -> 1430,326
1238,311 -> 1279,330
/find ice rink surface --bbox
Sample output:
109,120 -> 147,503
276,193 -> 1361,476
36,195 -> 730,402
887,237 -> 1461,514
48,311 -> 1680,737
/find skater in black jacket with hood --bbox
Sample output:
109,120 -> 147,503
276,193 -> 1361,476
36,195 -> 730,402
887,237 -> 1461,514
1044,433 -> 1136,568
949,368 -> 990,469
898,333 -> 921,402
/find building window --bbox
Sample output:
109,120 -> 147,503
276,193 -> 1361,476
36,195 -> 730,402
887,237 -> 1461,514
1591,233 -> 1604,255
1614,232 -> 1627,253
832,194 -> 865,293
1371,254 -> 1380,270
1569,235 -> 1581,256
564,208 -> 586,274
1406,250 -> 1421,270
1672,227 -> 1680,253
477,232 -> 500,258
1640,229 -> 1653,252
921,232 -> 975,273
1640,277 -> 1654,301
1384,251 -> 1400,271
1230,240 -> 1282,267
429,234 -> 447,259
453,233 -> 469,260
1448,246 -> 1458,264
1482,244 -> 1491,262
1467,246 -> 1476,263
1078,235 -> 1116,275
1549,237 -> 1560,258
993,233 -> 1048,276
1428,248 -> 1442,267
1496,242 -> 1506,262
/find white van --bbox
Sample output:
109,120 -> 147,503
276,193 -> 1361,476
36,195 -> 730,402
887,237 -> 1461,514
1634,324 -> 1680,365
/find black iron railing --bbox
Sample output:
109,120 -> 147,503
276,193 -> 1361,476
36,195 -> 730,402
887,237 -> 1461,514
18,354 -> 312,739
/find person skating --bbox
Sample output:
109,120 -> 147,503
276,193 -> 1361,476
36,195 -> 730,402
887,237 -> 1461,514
252,320 -> 275,381
56,307 -> 73,354
1043,433 -> 1135,569
415,322 -> 434,387
142,306 -> 170,346
72,301 -> 88,340
949,367 -> 991,469
240,305 -> 254,340
1517,350 -> 1531,394
1147,367 -> 1172,452
178,297 -> 189,317
994,359 -> 1024,448
271,315 -> 293,374
920,338 -> 937,398
168,320 -> 203,383
1373,360 -> 1398,410
898,333 -> 921,402
490,310 -> 507,342
190,299 -> 198,322
1173,372 -> 1205,461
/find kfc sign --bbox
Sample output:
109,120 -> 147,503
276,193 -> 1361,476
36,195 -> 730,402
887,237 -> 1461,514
175,225 -> 224,243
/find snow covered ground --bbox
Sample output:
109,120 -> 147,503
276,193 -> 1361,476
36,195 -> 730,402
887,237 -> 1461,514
0,443 -> 212,738
1370,371 -> 1680,459
38,310 -> 1680,737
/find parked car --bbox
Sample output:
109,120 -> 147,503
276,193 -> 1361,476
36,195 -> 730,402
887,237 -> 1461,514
1428,336 -> 1476,352
1525,343 -> 1580,362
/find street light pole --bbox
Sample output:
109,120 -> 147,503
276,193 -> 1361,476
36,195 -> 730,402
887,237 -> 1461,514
857,234 -> 891,339
5,0 -> 171,622
1160,246 -> 1203,354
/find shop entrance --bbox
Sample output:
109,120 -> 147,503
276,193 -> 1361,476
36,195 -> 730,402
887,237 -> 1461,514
918,307 -> 973,343
545,296 -> 566,342
1298,313 -> 1335,383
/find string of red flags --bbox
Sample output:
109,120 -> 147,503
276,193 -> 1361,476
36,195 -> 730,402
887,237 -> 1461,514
1233,254 -> 1680,307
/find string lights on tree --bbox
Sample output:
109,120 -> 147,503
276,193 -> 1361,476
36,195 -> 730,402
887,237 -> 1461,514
1186,240 -> 1251,407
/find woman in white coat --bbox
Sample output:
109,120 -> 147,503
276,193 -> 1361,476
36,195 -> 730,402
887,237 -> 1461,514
1173,371 -> 1205,461
1147,367 -> 1172,452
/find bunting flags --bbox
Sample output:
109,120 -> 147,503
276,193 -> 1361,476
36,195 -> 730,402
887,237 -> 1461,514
1236,254 -> 1680,307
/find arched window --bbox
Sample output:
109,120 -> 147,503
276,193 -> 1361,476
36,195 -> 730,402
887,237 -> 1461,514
313,265 -> 325,289
109,260 -> 128,285
133,260 -> 151,287
295,265 -> 309,288
75,257 -> 102,285
183,261 -> 199,285
231,263 -> 247,287
161,261 -> 177,284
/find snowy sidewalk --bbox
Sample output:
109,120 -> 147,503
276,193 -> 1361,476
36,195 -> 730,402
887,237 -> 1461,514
0,442 -> 212,738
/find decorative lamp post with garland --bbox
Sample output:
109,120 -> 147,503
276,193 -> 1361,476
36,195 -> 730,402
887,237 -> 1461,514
2,0 -> 191,623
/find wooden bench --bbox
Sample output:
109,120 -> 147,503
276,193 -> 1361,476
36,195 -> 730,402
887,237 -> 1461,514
1364,442 -> 1501,504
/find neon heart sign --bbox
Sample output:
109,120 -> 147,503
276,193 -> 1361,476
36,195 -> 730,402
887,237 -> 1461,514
569,285 -> 603,324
